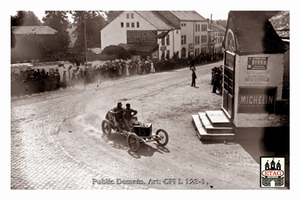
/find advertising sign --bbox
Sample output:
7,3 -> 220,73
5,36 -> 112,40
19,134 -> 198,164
127,30 -> 157,45
245,70 -> 270,85
238,87 -> 277,113
247,57 -> 268,70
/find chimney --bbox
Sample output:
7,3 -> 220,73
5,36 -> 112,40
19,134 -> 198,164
210,14 -> 212,30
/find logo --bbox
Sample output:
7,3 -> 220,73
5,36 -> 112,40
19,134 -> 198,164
260,157 -> 285,187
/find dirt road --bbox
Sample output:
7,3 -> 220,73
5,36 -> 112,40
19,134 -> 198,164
11,61 -> 263,189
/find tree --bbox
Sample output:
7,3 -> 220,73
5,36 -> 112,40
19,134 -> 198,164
11,11 -> 42,48
42,11 -> 71,52
101,45 -> 131,60
72,11 -> 106,52
11,11 -> 42,26
105,11 -> 123,24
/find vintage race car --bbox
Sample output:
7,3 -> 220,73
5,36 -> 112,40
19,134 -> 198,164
101,110 -> 169,151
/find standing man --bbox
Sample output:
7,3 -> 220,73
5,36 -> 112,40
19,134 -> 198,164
83,67 -> 90,90
62,71 -> 67,89
54,69 -> 60,89
212,69 -> 221,94
191,67 -> 197,87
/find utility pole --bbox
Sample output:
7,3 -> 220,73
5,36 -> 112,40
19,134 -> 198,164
84,12 -> 87,65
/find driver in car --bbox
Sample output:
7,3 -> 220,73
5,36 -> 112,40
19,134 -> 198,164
110,102 -> 126,130
124,103 -> 138,126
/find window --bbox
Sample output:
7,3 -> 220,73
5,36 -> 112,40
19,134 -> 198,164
195,24 -> 200,32
201,35 -> 207,43
162,37 -> 165,45
181,47 -> 186,58
131,22 -> 135,28
126,14 -> 129,19
121,22 -> 124,28
166,34 -> 170,46
136,22 -> 139,28
195,48 -> 200,56
209,35 -> 213,43
126,23 -> 130,28
181,35 -> 186,45
131,13 -> 134,19
201,24 -> 207,31
195,36 -> 200,44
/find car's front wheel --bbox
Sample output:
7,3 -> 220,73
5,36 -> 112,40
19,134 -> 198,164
155,129 -> 169,146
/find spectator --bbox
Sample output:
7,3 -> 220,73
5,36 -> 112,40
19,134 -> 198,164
83,67 -> 90,90
191,67 -> 197,87
62,71 -> 67,88
54,69 -> 60,89
150,61 -> 156,73
212,69 -> 221,94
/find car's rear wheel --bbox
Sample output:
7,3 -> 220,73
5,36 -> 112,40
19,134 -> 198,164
101,119 -> 111,138
127,133 -> 140,152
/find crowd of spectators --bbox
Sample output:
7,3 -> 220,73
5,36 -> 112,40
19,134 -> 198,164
11,68 -> 61,96
11,53 -> 223,96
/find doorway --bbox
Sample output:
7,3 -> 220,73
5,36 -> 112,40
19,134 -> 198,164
222,51 -> 235,119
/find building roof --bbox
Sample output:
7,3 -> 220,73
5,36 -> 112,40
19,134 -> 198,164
12,26 -> 57,35
151,11 -> 180,29
152,11 -> 207,29
135,11 -> 175,31
269,11 -> 289,39
169,11 -> 207,21
225,11 -> 286,54
209,22 -> 226,33
102,11 -> 208,32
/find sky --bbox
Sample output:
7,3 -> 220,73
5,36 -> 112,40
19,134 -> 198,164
10,0 -> 297,23
10,0 -> 294,23
27,10 -> 229,23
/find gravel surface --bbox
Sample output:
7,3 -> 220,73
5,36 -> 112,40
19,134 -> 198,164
11,61 -> 270,190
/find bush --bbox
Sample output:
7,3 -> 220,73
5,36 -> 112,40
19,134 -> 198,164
100,45 -> 131,60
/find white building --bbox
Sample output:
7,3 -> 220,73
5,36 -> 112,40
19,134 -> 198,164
208,21 -> 226,55
100,11 -> 208,60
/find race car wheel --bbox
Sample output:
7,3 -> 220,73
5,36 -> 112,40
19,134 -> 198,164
155,129 -> 169,146
127,133 -> 140,152
101,119 -> 112,138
